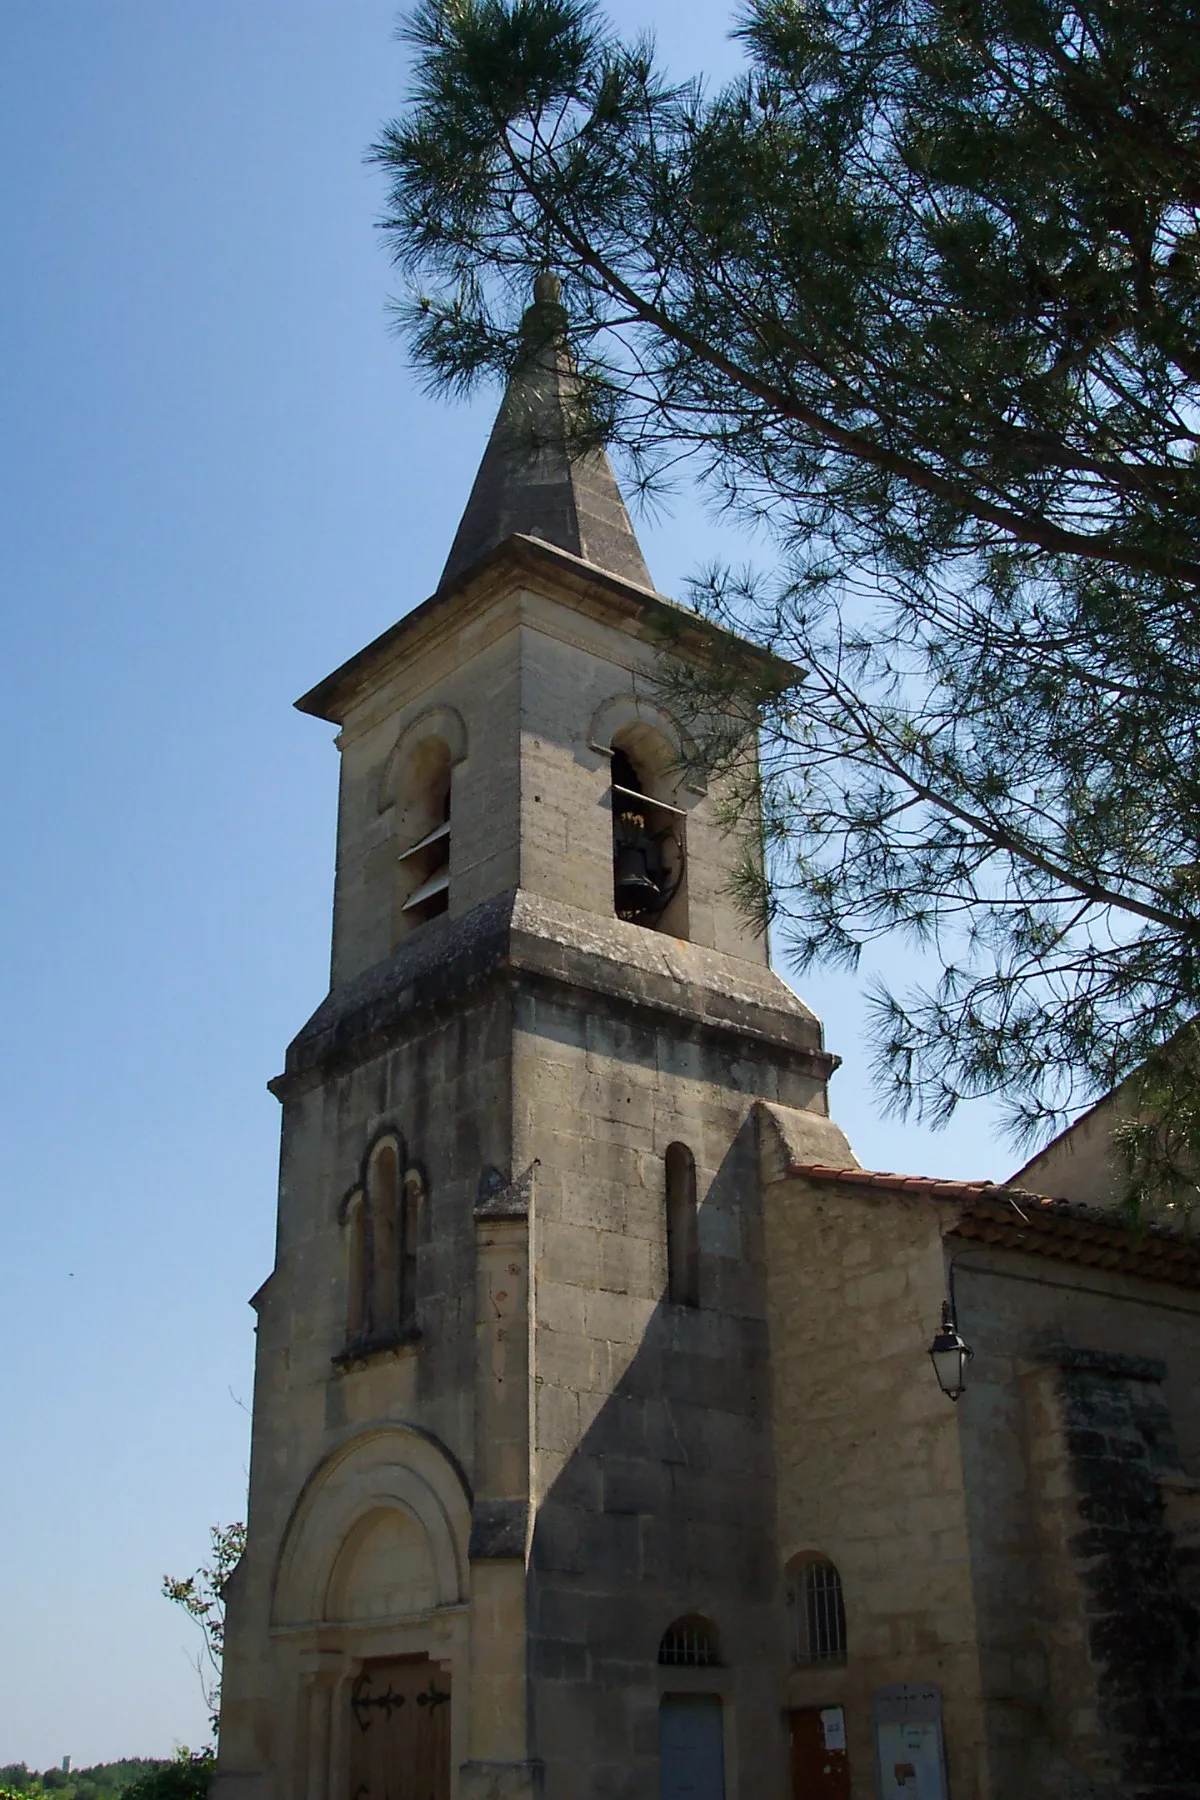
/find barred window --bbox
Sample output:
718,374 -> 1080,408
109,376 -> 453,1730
787,1558 -> 847,1664
658,1615 -> 721,1668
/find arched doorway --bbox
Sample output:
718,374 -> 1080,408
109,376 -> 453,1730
270,1426 -> 471,1800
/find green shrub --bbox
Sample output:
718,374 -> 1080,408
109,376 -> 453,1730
119,1752 -> 213,1800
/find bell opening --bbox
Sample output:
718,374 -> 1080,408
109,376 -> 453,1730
395,738 -> 453,935
609,740 -> 686,930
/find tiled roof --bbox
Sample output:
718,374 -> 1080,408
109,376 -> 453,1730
788,1163 -> 1200,1290
793,1164 -> 1016,1204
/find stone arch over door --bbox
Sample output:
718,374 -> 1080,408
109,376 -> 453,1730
271,1425 -> 471,1629
326,1506 -> 439,1624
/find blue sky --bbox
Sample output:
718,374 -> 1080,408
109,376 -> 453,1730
0,1 -> 1013,1768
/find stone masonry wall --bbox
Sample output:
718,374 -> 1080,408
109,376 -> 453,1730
1029,1350 -> 1200,1799
331,605 -> 523,988
514,603 -> 768,964
762,1171 -> 987,1800
520,985 -> 828,1800
954,1251 -> 1200,1799
218,976 -> 514,1796
1062,1352 -> 1200,1795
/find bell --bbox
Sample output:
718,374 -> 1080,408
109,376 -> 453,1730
614,840 -> 663,917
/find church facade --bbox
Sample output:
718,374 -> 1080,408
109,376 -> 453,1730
214,285 -> 1200,1800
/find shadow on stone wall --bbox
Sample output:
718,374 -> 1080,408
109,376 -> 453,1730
525,1113 -> 787,1800
1058,1354 -> 1200,1798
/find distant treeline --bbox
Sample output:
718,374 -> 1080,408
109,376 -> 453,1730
0,1761 -> 171,1800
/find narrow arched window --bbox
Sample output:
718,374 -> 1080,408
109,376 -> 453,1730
610,734 -> 687,936
400,1167 -> 426,1332
337,1140 -> 423,1362
342,1188 -> 366,1345
658,1615 -> 721,1667
396,737 -> 452,932
366,1140 -> 402,1343
665,1142 -> 699,1308
786,1557 -> 847,1664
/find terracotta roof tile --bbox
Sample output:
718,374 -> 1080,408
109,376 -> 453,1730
786,1163 -> 1200,1290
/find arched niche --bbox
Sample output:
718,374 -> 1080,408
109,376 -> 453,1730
664,1141 -> 699,1308
366,1136 -> 402,1341
587,693 -> 705,796
338,1186 -> 366,1342
337,1131 -> 421,1358
271,1425 -> 471,1629
325,1504 -> 438,1624
377,704 -> 468,815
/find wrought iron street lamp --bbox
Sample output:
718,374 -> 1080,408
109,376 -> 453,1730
928,1302 -> 973,1402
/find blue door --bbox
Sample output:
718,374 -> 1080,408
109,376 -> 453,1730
659,1695 -> 726,1800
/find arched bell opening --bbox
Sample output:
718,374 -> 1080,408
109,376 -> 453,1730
609,726 -> 689,938
394,735 -> 453,936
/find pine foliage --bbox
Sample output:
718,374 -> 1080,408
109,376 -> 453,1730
374,0 -> 1200,1206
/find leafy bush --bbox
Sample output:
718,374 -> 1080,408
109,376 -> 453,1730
118,1752 -> 213,1800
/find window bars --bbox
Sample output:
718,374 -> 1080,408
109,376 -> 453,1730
794,1561 -> 847,1664
658,1617 -> 721,1667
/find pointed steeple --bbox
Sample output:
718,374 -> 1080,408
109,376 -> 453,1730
439,274 -> 654,593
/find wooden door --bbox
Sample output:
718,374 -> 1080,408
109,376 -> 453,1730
659,1694 -> 725,1800
349,1656 -> 450,1800
789,1706 -> 851,1800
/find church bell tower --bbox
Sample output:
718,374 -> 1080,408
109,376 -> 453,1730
214,277 -> 839,1800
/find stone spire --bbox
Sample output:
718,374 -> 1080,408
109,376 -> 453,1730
438,273 -> 654,592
